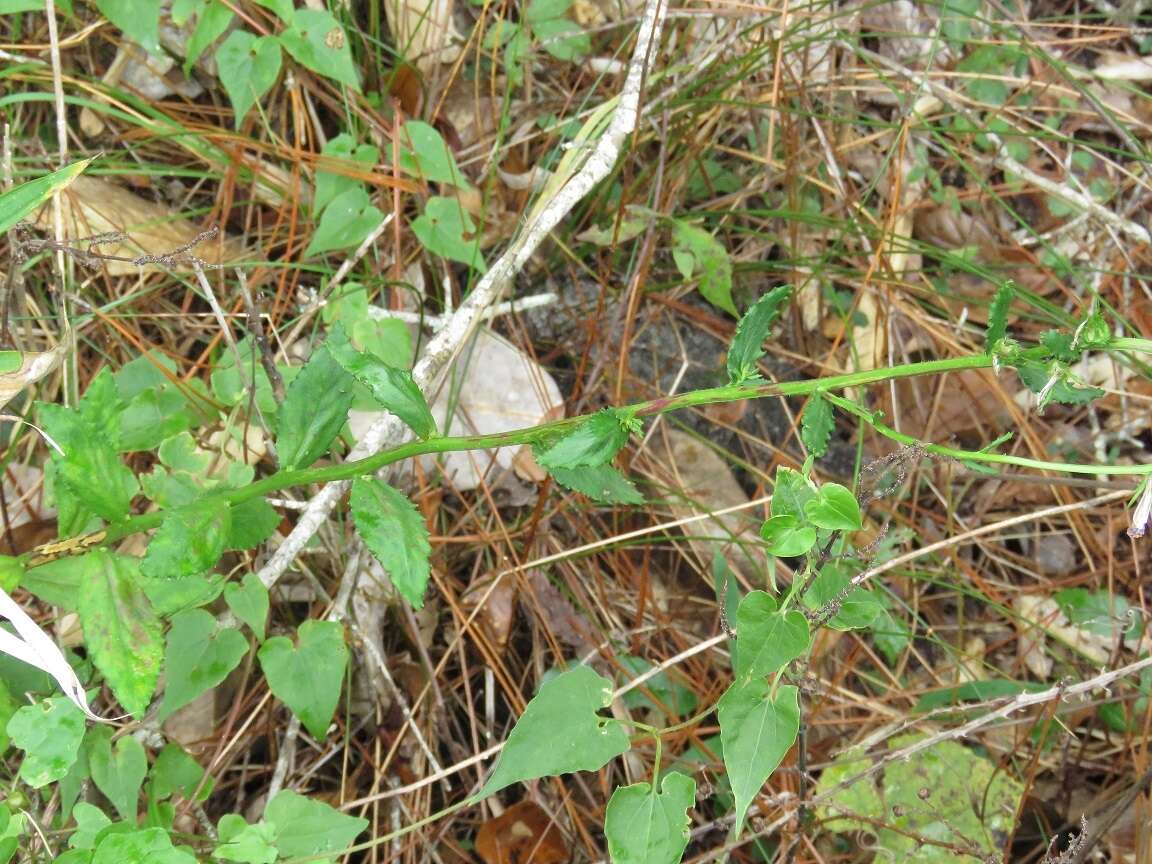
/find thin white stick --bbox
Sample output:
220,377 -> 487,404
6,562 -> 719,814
254,0 -> 671,592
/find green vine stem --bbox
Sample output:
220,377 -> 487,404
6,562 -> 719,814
23,343 -> 1149,569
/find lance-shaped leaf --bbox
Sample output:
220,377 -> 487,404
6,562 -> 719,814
734,592 -> 809,680
326,324 -> 435,439
276,345 -> 355,471
536,410 -> 629,470
718,680 -> 799,836
726,286 -> 792,385
985,281 -> 1015,350
141,498 -> 231,580
478,666 -> 630,797
605,771 -> 696,864
0,157 -> 94,235
77,552 -> 163,718
350,477 -> 431,608
800,393 -> 833,459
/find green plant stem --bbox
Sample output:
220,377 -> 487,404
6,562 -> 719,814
26,347 -> 1152,569
823,392 -> 1152,475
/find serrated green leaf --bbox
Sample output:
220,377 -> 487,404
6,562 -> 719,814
800,394 -> 833,459
224,573 -> 269,642
1040,330 -> 1078,363
216,31 -> 282,130
478,666 -> 631,797
7,697 -> 84,787
718,680 -> 799,836
150,742 -> 213,802
350,477 -> 432,608
77,552 -> 162,718
734,592 -> 809,680
314,134 -> 379,214
278,9 -> 360,90
726,287 -> 792,384
397,120 -> 469,188
326,324 -> 435,438
93,0 -> 161,53
1013,361 -> 1104,406
986,281 -> 1015,349
1076,311 -> 1111,349
546,463 -> 644,504
758,514 -> 817,558
411,196 -> 487,272
142,499 -> 231,580
804,483 -> 862,531
92,827 -> 197,864
215,814 -> 278,864
39,403 -> 138,524
276,345 -> 355,470
536,410 -> 629,470
225,497 -> 281,552
0,157 -> 95,236
605,771 -> 695,864
265,790 -> 368,859
671,221 -> 735,317
258,621 -> 348,739
88,728 -> 147,821
159,609 -> 248,721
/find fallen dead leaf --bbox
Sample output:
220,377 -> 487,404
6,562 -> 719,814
475,800 -> 568,864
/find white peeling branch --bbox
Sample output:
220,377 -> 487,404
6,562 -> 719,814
254,0 -> 670,591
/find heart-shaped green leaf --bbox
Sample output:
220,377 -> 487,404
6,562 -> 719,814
224,573 -> 270,642
88,727 -> 147,821
759,515 -> 816,558
718,679 -> 800,837
478,666 -> 631,797
216,31 -> 282,130
305,187 -> 384,256
734,591 -> 810,679
604,772 -> 695,864
258,620 -> 348,739
410,196 -> 487,272
277,9 -> 360,90
160,609 -> 249,720
804,483 -> 862,531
